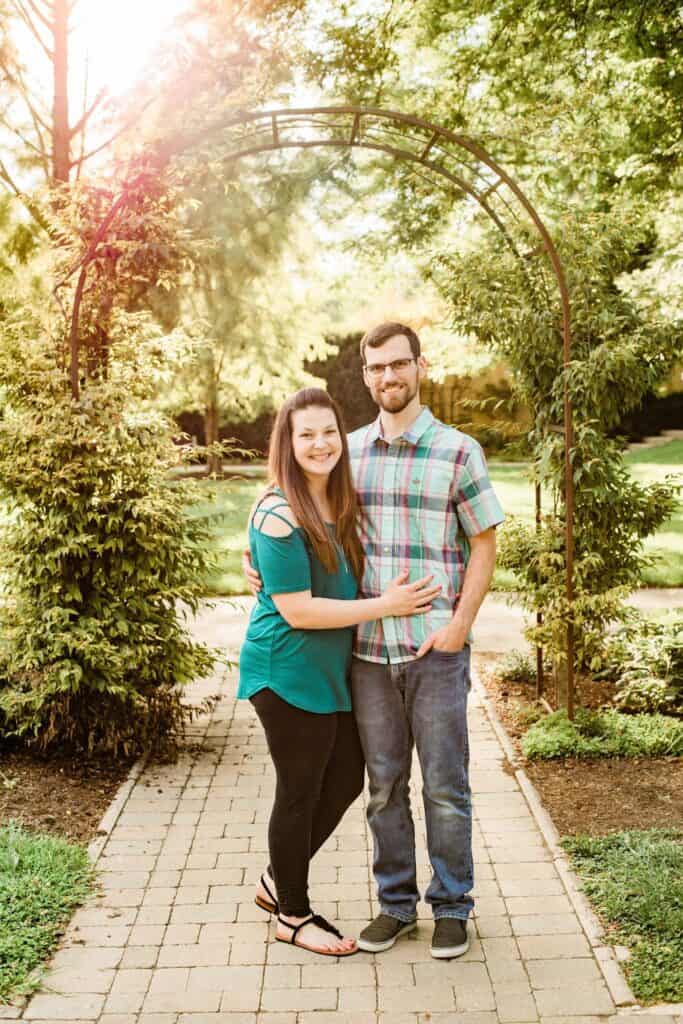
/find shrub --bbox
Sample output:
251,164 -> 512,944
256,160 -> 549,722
601,617 -> 682,716
0,320 -> 216,758
498,649 -> 537,684
513,702 -> 545,729
521,708 -> 683,759
431,208 -> 681,676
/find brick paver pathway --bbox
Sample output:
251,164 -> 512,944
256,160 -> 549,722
10,609 -> 681,1024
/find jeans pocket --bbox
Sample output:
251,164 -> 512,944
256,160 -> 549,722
430,646 -> 468,659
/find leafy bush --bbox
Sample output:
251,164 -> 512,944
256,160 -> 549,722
562,830 -> 683,1003
498,649 -> 537,684
601,617 -> 682,715
511,702 -> 544,730
0,822 -> 94,1001
0,320 -> 216,757
521,708 -> 683,759
432,208 -> 681,675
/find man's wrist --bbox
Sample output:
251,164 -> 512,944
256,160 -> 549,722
446,619 -> 469,648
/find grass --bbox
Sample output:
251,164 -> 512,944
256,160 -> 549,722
562,829 -> 683,1004
0,822 -> 94,1002
521,708 -> 683,759
625,440 -> 683,588
199,439 -> 682,595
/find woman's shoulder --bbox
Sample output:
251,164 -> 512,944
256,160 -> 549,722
250,491 -> 300,538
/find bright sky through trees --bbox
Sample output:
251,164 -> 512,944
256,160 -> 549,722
72,0 -> 190,97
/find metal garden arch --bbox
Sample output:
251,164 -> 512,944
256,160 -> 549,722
171,105 -> 577,713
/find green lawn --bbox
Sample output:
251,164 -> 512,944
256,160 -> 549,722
625,440 -> 683,587
200,439 -> 683,595
563,830 -> 683,1004
0,823 -> 94,1002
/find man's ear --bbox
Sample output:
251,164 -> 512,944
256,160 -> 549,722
417,355 -> 428,379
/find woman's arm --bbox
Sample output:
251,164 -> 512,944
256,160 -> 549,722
273,571 -> 438,630
254,496 -> 440,629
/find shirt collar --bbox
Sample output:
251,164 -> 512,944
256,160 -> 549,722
365,406 -> 435,447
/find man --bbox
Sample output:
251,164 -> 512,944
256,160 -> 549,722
346,321 -> 503,959
245,321 -> 504,959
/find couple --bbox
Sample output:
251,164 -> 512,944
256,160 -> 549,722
238,321 -> 504,959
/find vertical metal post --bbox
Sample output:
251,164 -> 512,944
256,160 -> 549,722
534,480 -> 544,699
562,299 -> 575,719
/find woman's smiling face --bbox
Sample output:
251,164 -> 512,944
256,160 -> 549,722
290,405 -> 343,482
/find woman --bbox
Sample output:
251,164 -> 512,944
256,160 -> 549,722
238,388 -> 440,957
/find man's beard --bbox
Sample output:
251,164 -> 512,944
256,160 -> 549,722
375,381 -> 417,414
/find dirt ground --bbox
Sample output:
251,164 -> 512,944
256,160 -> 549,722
474,653 -> 683,836
0,742 -> 134,844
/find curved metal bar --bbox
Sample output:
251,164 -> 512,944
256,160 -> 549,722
220,138 -> 519,256
163,105 -> 575,710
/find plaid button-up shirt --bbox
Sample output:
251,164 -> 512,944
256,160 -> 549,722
348,407 -> 505,664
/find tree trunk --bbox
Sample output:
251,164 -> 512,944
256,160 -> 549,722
205,400 -> 221,476
52,0 -> 70,183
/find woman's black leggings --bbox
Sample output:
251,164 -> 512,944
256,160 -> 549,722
251,688 -> 365,917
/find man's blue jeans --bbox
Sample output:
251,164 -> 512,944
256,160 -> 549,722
351,647 -> 474,922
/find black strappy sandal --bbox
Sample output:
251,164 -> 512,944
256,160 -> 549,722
254,873 -> 279,914
276,913 -> 358,957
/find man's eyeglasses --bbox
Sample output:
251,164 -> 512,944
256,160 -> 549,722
363,357 -> 416,379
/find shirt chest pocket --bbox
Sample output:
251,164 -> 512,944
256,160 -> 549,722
410,460 -> 455,549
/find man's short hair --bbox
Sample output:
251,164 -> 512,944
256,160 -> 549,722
360,322 -> 421,364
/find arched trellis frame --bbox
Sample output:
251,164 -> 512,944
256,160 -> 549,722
168,105 -> 576,714
76,106 -> 576,711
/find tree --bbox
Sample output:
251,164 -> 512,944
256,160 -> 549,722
0,0 -> 312,752
429,204 -> 681,679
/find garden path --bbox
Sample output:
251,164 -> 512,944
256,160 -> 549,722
9,607 -> 682,1024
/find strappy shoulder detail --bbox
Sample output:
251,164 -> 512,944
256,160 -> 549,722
251,491 -> 298,537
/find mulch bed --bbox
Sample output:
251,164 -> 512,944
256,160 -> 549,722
3,655 -> 682,846
0,742 -> 134,844
474,653 -> 683,837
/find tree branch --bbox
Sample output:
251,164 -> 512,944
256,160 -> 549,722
69,85 -> 107,139
66,190 -> 131,400
0,157 -> 52,234
74,53 -> 89,180
0,116 -> 48,162
22,0 -> 54,32
9,0 -> 55,59
70,97 -> 156,170
0,54 -> 52,133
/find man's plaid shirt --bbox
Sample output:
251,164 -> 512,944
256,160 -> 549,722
348,407 -> 505,664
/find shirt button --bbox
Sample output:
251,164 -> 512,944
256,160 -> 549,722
383,546 -> 390,553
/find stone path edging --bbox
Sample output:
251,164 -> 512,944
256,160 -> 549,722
475,672 -> 683,1020
87,758 -> 147,867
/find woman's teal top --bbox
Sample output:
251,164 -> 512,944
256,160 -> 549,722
237,500 -> 358,714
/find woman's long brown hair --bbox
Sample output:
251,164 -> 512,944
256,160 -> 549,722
267,388 -> 364,581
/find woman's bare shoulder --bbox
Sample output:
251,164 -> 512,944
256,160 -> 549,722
249,491 -> 300,537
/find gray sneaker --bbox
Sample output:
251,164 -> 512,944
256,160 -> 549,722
357,913 -> 417,953
431,918 -> 469,959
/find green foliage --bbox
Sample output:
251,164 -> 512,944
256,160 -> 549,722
497,649 -> 537,685
600,616 -> 683,715
158,168 -> 334,444
0,822 -> 94,1001
0,316 -> 216,757
306,332 -> 376,432
521,708 -> 683,759
562,830 -> 683,1004
431,207 -> 681,672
